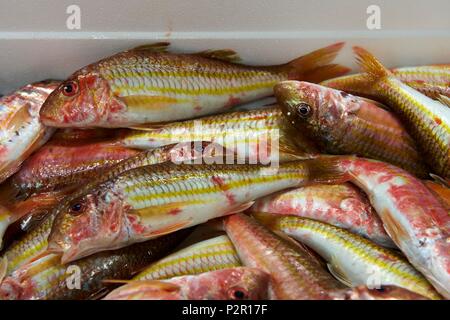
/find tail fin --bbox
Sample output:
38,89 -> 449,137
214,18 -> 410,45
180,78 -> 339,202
286,42 -> 347,81
353,46 -> 392,80
302,64 -> 352,83
303,156 -> 350,185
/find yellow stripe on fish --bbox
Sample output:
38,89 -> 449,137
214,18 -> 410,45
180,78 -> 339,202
254,213 -> 441,300
134,235 -> 240,280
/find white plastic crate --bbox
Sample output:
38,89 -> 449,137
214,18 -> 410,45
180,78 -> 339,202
0,0 -> 449,94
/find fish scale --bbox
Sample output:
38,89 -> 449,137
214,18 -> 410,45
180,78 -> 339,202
336,156 -> 450,299
321,65 -> 450,99
39,43 -> 348,127
253,213 -> 441,300
133,235 -> 240,281
353,47 -> 450,178
48,158 -> 347,263
0,229 -> 191,300
274,81 -> 429,177
224,213 -> 347,299
0,81 -> 59,185
104,267 -> 271,300
102,53 -> 283,97
10,141 -> 140,197
248,183 -> 394,247
1,143 -> 211,276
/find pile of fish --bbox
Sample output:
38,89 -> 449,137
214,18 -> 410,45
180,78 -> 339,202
0,42 -> 448,300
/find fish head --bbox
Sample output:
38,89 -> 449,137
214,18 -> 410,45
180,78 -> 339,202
48,183 -> 130,263
0,277 -> 26,300
40,70 -> 122,128
194,267 -> 271,300
274,81 -> 350,149
346,285 -> 429,300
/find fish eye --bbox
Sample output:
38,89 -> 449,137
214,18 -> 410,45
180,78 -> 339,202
62,81 -> 79,97
69,202 -> 84,215
296,103 -> 312,118
228,287 -> 248,300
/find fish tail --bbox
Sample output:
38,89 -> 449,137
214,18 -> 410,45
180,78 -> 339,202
284,42 -> 348,82
303,157 -> 350,185
353,46 -> 392,80
302,64 -> 352,83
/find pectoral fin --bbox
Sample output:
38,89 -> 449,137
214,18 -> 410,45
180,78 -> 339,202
3,103 -> 33,132
144,219 -> 193,237
227,201 -> 255,215
327,259 -> 353,287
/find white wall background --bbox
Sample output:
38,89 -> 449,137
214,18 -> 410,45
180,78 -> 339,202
1,0 -> 449,94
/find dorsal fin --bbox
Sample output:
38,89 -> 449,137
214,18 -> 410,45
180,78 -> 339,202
195,49 -> 241,63
130,42 -> 170,53
353,46 -> 392,80
327,259 -> 353,287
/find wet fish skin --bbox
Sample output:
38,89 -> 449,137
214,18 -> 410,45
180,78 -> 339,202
39,42 -> 349,128
321,65 -> 450,100
224,213 -> 426,300
223,213 -> 348,299
352,47 -> 450,178
1,143 -> 210,276
0,80 -> 60,183
248,183 -> 394,247
1,212 -> 54,276
0,229 -> 191,300
48,158 -> 347,263
336,156 -> 450,298
134,234 -> 240,280
117,106 -> 318,163
253,213 -> 441,299
274,80 -> 429,177
104,267 -> 270,300
11,140 -> 140,197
